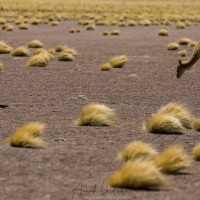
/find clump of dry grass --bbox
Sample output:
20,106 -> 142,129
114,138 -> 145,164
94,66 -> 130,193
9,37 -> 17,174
11,46 -> 30,57
109,55 -> 128,68
110,30 -> 120,35
157,28 -> 168,36
18,23 -> 29,30
54,45 -> 68,52
27,40 -> 43,48
62,48 -> 78,56
69,28 -> 76,33
109,160 -> 169,189
158,102 -> 193,129
175,21 -> 185,29
102,30 -> 109,36
30,18 -> 40,25
127,20 -> 137,26
85,24 -> 96,30
51,21 -> 59,26
75,103 -> 116,126
0,63 -> 3,70
0,41 -> 13,54
26,55 -> 48,67
5,25 -> 14,31
167,42 -> 179,50
139,19 -> 152,26
57,52 -> 74,61
118,141 -> 158,162
178,50 -> 187,57
189,40 -> 198,47
0,17 -> 6,25
154,145 -> 190,174
192,144 -> 200,161
7,122 -> 45,148
192,118 -> 200,131
99,63 -> 112,71
178,38 -> 191,45
143,113 -> 184,134
33,48 -> 46,55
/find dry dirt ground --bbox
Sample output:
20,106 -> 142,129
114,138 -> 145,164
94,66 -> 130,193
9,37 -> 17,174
1,21 -> 200,200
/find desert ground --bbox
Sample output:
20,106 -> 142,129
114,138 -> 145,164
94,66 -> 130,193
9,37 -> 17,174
1,1 -> 200,200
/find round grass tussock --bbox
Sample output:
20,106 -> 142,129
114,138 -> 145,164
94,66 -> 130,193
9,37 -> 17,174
99,63 -> 112,71
75,103 -> 116,126
178,38 -> 191,45
27,40 -> 43,48
109,55 -> 128,68
109,160 -> 169,189
26,55 -> 48,67
175,21 -> 185,29
143,113 -> 184,134
178,50 -> 187,57
118,141 -> 159,162
11,46 -> 30,57
54,45 -> 68,52
110,30 -> 120,35
18,23 -> 29,30
0,41 -> 13,54
192,144 -> 200,161
192,118 -> 200,131
57,52 -> 74,61
167,42 -> 179,50
157,28 -> 168,36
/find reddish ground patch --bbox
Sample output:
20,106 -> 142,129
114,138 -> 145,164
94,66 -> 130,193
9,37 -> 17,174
1,21 -> 200,200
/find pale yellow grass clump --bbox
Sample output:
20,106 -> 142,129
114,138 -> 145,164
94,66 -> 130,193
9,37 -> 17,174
7,122 -> 45,148
158,102 -> 193,129
5,25 -> 14,31
0,63 -> 3,70
99,63 -> 112,71
143,113 -> 184,134
192,118 -> 200,131
75,103 -> 116,126
192,144 -> 200,161
109,160 -> 169,189
154,145 -> 190,174
189,40 -> 198,47
62,48 -> 78,56
178,38 -> 191,45
0,41 -> 13,54
26,55 -> 48,67
117,141 -> 158,162
57,52 -> 74,61
175,21 -> 185,29
139,19 -> 152,26
178,50 -> 187,57
157,28 -> 168,36
30,18 -> 40,25
27,40 -> 43,48
18,23 -> 29,30
167,42 -> 179,50
54,45 -> 68,52
85,24 -> 96,30
0,17 -> 6,25
51,21 -> 59,26
33,48 -> 47,55
109,55 -> 128,68
102,30 -> 109,36
33,49 -> 54,61
69,28 -> 76,33
110,30 -> 120,35
11,46 -> 30,57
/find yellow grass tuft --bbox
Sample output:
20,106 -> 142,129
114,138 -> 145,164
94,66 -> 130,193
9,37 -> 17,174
102,30 -> 109,36
167,42 -> 179,50
11,46 -> 30,57
18,23 -> 29,30
30,18 -> 40,25
62,48 -> 78,56
192,118 -> 200,131
75,103 -> 116,126
51,21 -> 59,26
109,55 -> 128,68
26,55 -> 48,67
99,63 -> 112,71
5,25 -> 14,31
110,30 -> 120,35
0,17 -> 6,25
0,63 -> 3,70
0,41 -> 13,54
117,141 -> 158,162
109,160 -> 169,189
33,48 -> 46,55
7,122 -> 45,148
143,113 -> 184,134
157,28 -> 168,36
175,21 -> 185,29
158,102 -> 192,129
178,50 -> 187,57
27,40 -> 43,48
189,40 -> 198,47
57,52 -> 74,61
178,38 -> 191,45
154,145 -> 190,174
69,28 -> 76,33
192,144 -> 200,161
54,45 -> 68,52
85,24 -> 96,30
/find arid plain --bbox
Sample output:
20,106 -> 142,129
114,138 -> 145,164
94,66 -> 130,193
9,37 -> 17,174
1,1 -> 200,200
